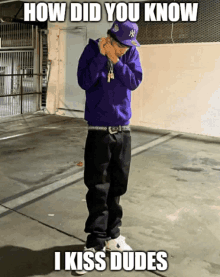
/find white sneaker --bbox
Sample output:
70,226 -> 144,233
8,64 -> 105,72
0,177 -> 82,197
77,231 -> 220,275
75,246 -> 106,275
105,235 -> 133,252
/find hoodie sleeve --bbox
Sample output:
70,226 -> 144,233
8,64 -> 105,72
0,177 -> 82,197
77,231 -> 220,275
77,42 -> 108,91
113,47 -> 143,91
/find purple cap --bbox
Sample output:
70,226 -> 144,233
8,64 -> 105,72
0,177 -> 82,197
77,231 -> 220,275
109,20 -> 140,47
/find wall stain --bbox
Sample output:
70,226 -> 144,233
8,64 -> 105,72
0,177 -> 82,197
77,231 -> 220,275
204,260 -> 220,275
172,167 -> 204,172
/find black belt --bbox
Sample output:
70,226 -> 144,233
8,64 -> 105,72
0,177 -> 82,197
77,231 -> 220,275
88,125 -> 130,134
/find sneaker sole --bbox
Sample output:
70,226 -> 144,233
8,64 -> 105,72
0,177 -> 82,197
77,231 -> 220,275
75,270 -> 87,275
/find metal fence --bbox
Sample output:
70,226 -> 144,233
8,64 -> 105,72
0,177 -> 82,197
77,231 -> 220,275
0,50 -> 34,74
0,50 -> 42,117
0,22 -> 46,116
0,73 -> 42,117
0,22 -> 35,48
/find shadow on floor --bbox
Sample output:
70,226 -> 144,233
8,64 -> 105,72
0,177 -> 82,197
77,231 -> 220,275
0,244 -> 85,277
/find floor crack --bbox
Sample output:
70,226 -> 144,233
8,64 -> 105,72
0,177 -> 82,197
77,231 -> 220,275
0,203 -> 85,243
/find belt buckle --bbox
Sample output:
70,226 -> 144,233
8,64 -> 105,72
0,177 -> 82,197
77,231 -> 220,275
108,126 -> 122,134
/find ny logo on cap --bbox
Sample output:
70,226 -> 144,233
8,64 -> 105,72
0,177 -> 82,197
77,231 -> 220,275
129,30 -> 136,38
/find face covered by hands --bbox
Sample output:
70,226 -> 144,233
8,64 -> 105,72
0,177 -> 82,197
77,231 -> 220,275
103,37 -> 119,64
111,38 -> 129,58
99,36 -> 129,64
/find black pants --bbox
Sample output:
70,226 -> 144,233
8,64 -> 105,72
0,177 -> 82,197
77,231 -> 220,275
84,130 -> 131,249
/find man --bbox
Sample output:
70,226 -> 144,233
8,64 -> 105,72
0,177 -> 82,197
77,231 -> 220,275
76,20 -> 143,274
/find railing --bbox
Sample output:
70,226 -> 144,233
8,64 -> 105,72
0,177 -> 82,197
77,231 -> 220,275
0,73 -> 43,116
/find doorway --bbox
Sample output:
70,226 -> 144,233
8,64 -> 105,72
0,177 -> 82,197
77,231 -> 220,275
58,27 -> 87,117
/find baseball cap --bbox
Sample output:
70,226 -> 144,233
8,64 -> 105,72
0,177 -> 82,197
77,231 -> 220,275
109,20 -> 140,47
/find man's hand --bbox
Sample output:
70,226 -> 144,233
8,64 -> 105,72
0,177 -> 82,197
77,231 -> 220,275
104,37 -> 119,64
99,37 -> 107,56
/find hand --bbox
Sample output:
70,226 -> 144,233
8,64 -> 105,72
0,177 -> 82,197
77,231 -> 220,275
104,38 -> 118,64
99,37 -> 107,56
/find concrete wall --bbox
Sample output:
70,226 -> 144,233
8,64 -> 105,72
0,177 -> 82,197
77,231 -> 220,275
131,43 -> 220,137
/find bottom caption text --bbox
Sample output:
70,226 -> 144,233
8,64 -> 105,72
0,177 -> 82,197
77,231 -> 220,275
55,251 -> 168,272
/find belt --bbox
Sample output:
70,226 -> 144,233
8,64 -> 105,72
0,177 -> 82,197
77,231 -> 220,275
88,125 -> 130,134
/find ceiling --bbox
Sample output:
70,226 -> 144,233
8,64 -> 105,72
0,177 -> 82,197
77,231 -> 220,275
0,0 -> 47,28
0,1 -> 25,18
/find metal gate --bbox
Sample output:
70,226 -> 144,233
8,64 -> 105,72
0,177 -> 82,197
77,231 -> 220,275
0,23 -> 42,117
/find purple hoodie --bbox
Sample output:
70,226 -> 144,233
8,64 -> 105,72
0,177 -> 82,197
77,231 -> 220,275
77,38 -> 143,126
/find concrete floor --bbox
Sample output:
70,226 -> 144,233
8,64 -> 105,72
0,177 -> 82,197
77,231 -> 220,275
0,114 -> 220,277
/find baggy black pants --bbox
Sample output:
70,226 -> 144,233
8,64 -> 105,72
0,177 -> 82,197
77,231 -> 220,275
84,130 -> 131,249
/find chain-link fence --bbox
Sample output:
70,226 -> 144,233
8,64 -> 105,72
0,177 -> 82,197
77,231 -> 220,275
137,0 -> 220,45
